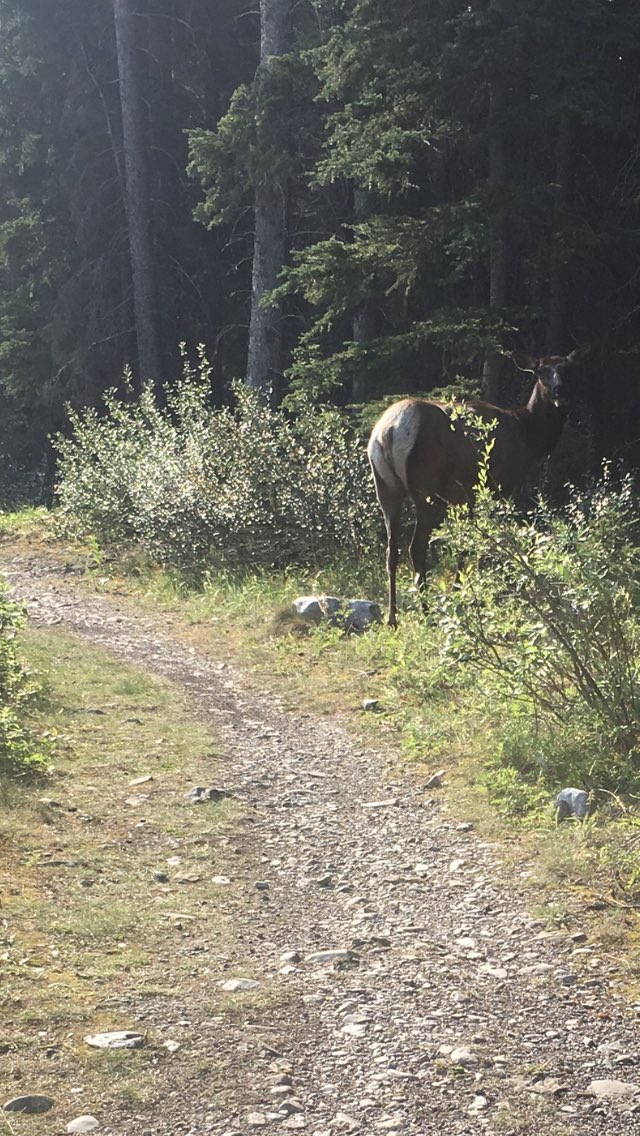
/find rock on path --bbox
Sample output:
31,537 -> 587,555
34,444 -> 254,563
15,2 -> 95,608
3,550 -> 640,1135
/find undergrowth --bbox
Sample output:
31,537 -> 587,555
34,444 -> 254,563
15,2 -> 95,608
54,353 -> 378,577
0,574 -> 46,777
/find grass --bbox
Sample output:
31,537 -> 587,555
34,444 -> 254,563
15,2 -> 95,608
0,622 -> 248,1133
1,510 -> 640,996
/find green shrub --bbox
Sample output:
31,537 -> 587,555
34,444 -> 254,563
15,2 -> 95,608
55,358 -> 379,576
435,467 -> 640,797
0,580 -> 46,776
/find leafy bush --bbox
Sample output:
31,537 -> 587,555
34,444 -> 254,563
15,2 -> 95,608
436,468 -> 640,796
54,357 -> 379,576
0,580 -> 45,776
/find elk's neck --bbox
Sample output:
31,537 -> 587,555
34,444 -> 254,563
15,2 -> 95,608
520,381 -> 568,458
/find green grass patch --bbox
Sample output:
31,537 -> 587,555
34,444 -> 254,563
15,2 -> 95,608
0,621 -> 243,1130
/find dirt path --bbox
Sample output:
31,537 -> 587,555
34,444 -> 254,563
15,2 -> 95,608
3,548 -> 640,1136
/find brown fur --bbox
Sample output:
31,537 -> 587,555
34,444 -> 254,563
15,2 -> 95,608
368,348 -> 589,626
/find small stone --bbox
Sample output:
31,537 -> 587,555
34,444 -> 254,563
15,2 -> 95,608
185,786 -> 205,800
293,596 -> 342,624
282,1116 -> 307,1129
128,775 -> 153,786
211,875 -> 231,885
220,978 -> 261,992
247,1114 -> 267,1128
280,950 -> 302,965
375,1119 -> 404,1131
66,1118 -> 100,1134
163,1040 -> 181,1053
334,1114 -> 361,1132
341,1022 -> 368,1037
345,600 -> 382,632
362,799 -> 398,809
468,1095 -> 488,1114
362,699 -> 379,712
4,1095 -> 55,1114
555,787 -> 590,820
306,949 -> 353,964
84,1031 -> 144,1049
39,797 -> 63,807
174,872 -> 202,883
569,931 -> 587,943
201,786 -> 232,802
279,1099 -> 304,1114
315,874 -> 333,888
153,871 -> 169,883
425,769 -> 445,789
255,881 -> 270,891
449,1047 -> 477,1067
587,1079 -> 640,1100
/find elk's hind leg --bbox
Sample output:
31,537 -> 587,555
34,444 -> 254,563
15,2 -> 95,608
409,497 -> 446,611
371,472 -> 404,628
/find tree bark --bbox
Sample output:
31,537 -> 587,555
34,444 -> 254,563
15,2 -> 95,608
246,0 -> 290,395
546,112 -> 573,355
481,0 -> 507,403
113,0 -> 161,387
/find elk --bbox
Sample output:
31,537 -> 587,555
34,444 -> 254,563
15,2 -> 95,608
367,347 -> 589,626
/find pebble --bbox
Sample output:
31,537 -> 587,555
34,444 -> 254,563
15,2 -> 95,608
362,699 -> 379,712
334,1114 -> 361,1132
307,949 -> 352,964
247,1114 -> 267,1128
587,1079 -> 640,1100
3,1095 -> 55,1114
84,1031 -> 144,1049
449,1047 -> 477,1067
362,799 -> 398,809
425,769 -> 445,788
220,978 -> 261,992
66,1118 -> 100,1134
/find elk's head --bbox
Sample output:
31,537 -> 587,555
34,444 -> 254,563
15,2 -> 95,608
512,345 -> 590,409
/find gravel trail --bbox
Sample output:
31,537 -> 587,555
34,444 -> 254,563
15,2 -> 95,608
3,549 -> 640,1136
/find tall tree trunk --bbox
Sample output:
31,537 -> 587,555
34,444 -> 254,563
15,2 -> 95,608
246,0 -> 290,395
351,186 -> 376,402
546,113 -> 573,354
113,0 -> 161,387
481,0 -> 507,403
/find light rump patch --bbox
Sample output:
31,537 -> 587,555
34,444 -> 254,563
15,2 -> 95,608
367,400 -> 422,492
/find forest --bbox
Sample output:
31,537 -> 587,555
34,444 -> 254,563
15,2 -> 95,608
1,0 -> 640,491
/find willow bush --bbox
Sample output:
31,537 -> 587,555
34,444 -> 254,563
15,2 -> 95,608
436,469 -> 640,797
55,364 -> 378,577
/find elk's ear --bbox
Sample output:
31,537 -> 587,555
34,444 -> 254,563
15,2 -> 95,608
567,344 -> 590,365
512,351 -> 538,373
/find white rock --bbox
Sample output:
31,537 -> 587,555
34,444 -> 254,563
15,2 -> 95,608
449,1047 -> 477,1067
66,1118 -> 100,1134
84,1031 -> 144,1049
587,1079 -> 640,1100
307,949 -> 352,964
220,978 -> 261,992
